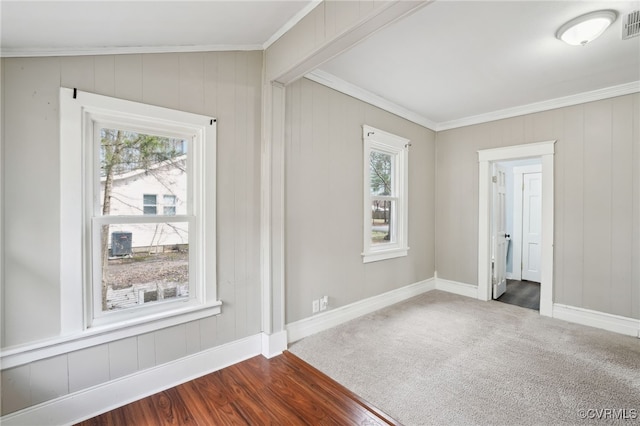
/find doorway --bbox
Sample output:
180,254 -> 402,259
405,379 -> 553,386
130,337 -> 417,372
477,141 -> 555,317
494,159 -> 542,310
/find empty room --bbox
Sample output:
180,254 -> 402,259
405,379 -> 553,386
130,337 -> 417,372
1,1 -> 639,425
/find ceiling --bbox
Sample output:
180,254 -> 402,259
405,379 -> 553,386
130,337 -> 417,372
2,0 -> 639,130
0,1 -> 317,54
316,0 -> 640,129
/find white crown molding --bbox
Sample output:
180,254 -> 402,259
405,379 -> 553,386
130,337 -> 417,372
437,81 -> 640,131
263,0 -> 323,50
0,44 -> 263,58
305,69 -> 438,131
305,71 -> 639,133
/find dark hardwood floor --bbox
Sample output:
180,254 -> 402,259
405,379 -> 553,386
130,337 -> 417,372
76,351 -> 399,425
496,279 -> 540,310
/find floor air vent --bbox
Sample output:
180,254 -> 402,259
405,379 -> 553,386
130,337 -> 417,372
622,10 -> 640,40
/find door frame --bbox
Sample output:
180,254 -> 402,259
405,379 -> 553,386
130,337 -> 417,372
512,164 -> 542,281
478,141 -> 555,317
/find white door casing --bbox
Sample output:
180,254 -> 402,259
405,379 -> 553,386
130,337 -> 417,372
492,163 -> 507,299
522,172 -> 542,282
478,141 -> 555,317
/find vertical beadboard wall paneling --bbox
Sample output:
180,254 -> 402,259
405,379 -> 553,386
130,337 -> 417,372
142,54 -> 180,110
611,96 -> 634,318
559,105 -> 584,307
3,57 -> 62,345
0,51 -> 263,416
93,56 -> 115,97
435,94 -> 640,320
552,109 -> 565,305
60,56 -> 95,93
434,125 -> 479,285
583,100 -> 613,314
234,52 -> 249,339
284,78 -> 436,324
114,55 -> 143,102
216,51 -> 238,345
178,53 -> 205,114
247,51 -> 264,338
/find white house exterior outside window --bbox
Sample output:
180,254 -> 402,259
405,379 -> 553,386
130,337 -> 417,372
362,125 -> 409,263
60,88 -> 220,335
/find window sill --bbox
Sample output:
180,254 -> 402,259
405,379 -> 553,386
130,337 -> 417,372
362,247 -> 409,263
0,301 -> 222,370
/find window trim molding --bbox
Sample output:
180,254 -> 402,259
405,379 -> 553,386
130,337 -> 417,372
362,125 -> 410,263
59,87 -> 220,340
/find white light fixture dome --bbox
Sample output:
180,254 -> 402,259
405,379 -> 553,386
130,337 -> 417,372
556,10 -> 617,46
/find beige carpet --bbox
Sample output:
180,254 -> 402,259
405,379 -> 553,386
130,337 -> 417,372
289,291 -> 640,425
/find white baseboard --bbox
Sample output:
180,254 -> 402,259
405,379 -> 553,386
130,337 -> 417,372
553,304 -> 640,338
435,277 -> 479,299
1,334 -> 263,426
286,278 -> 435,343
261,330 -> 288,358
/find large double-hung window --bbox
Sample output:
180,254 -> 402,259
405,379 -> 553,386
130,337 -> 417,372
60,88 -> 219,332
362,125 -> 409,263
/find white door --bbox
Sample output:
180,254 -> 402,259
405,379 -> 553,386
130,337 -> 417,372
492,164 -> 507,299
522,172 -> 542,282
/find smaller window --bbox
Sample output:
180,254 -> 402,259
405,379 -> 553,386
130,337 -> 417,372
362,125 -> 409,263
143,194 -> 157,215
163,194 -> 177,216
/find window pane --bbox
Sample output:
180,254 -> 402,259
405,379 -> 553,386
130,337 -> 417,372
100,128 -> 187,216
143,194 -> 156,205
143,205 -> 157,215
370,151 -> 393,196
371,200 -> 396,245
101,222 -> 189,312
163,195 -> 177,216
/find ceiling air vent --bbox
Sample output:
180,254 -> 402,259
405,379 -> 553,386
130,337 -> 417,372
622,10 -> 640,39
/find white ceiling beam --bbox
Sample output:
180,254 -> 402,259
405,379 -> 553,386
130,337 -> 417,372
271,1 -> 432,85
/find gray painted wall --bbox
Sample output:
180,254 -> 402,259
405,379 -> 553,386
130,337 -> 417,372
285,78 -> 436,323
0,52 -> 263,414
436,94 -> 640,319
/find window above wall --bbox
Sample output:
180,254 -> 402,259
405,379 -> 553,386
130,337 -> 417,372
362,125 -> 410,263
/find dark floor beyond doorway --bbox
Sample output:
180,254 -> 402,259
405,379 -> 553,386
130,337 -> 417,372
496,279 -> 540,310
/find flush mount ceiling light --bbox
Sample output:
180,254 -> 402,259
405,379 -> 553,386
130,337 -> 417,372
556,10 -> 617,46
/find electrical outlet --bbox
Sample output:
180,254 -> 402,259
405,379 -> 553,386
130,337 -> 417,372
312,299 -> 319,313
320,295 -> 328,311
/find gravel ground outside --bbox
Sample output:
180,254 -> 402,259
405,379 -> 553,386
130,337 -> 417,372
104,251 -> 189,309
105,251 -> 188,289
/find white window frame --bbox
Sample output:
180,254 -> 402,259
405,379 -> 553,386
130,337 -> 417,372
60,88 -> 220,336
362,125 -> 409,263
143,194 -> 158,215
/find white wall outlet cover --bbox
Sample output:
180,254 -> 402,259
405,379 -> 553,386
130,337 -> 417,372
320,295 -> 328,311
